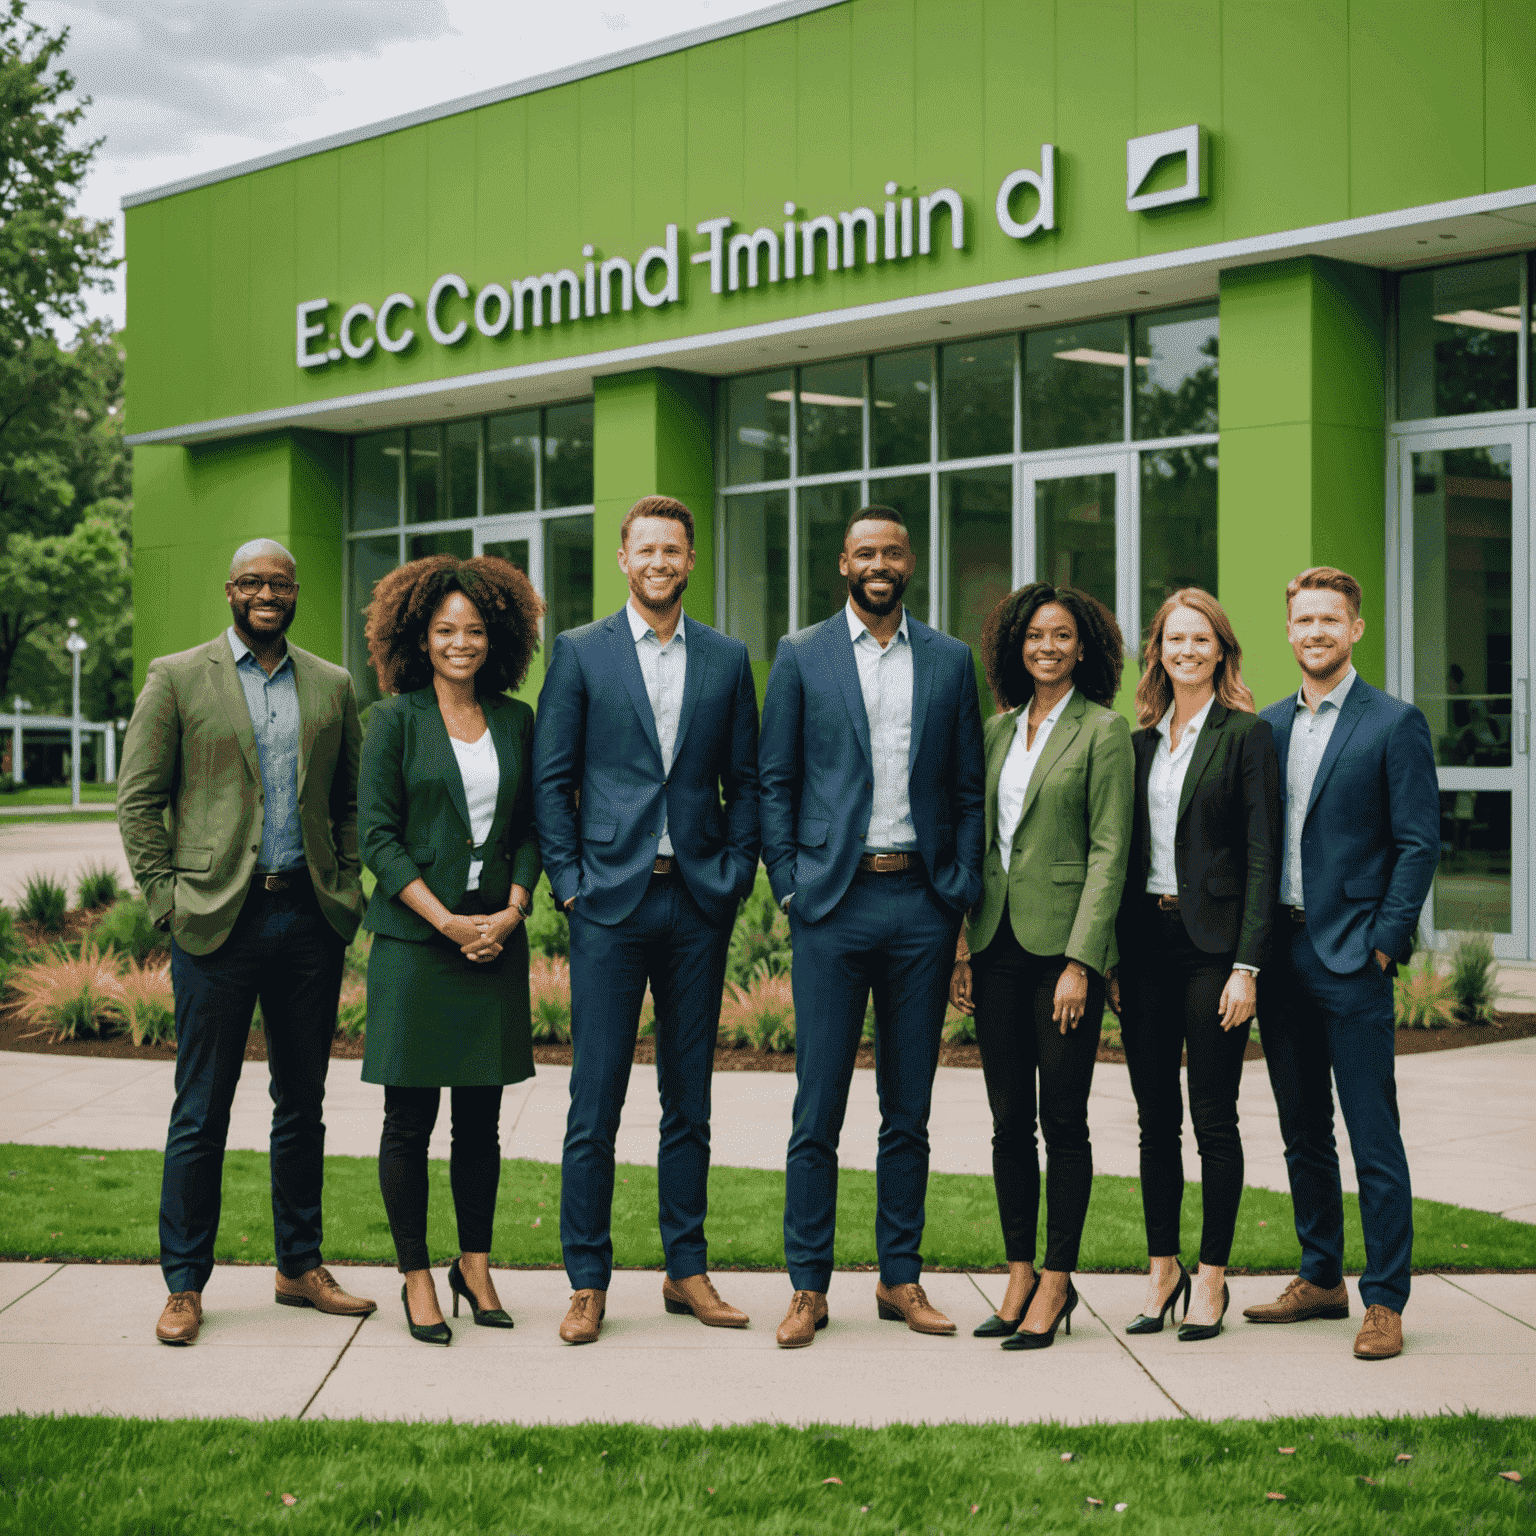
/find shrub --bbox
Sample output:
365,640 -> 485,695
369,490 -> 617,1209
86,897 -> 169,964
721,965 -> 795,1052
1394,953 -> 1458,1029
75,860 -> 123,911
336,974 -> 368,1040
728,868 -> 791,984
525,877 -> 570,959
8,941 -> 127,1041
530,954 -> 572,1043
16,872 -> 68,932
942,1009 -> 978,1046
0,906 -> 22,970
116,960 -> 176,1047
1445,931 -> 1499,1025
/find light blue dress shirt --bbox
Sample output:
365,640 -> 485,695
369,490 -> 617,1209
846,600 -> 916,851
627,600 -> 686,857
227,627 -> 305,873
1280,667 -> 1357,908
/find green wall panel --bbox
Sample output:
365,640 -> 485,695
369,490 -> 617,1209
1486,0 -> 1536,195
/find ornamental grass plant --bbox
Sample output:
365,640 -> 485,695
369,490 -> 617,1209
8,940 -> 127,1040
721,965 -> 796,1052
1445,931 -> 1499,1024
1394,953 -> 1458,1030
74,859 -> 122,910
529,954 -> 572,1043
15,871 -> 67,932
84,895 -> 169,963
114,959 -> 175,1047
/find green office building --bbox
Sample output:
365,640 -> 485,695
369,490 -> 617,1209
124,0 -> 1536,956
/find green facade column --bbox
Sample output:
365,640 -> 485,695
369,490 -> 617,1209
1217,256 -> 1387,708
591,368 -> 715,625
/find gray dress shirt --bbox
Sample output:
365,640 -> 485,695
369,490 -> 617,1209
227,627 -> 305,873
846,601 -> 916,850
627,600 -> 686,857
1280,667 -> 1357,908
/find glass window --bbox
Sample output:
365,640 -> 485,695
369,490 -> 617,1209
543,401 -> 594,507
351,431 -> 402,531
348,535 -> 398,706
1435,789 -> 1511,934
1397,257 -> 1521,420
444,419 -> 480,520
407,426 -> 443,522
485,411 -> 538,514
1035,471 -> 1117,616
1133,304 -> 1218,439
869,474 -> 931,625
1024,319 -> 1126,450
409,528 -> 473,562
480,536 -> 530,575
798,359 -> 864,476
872,348 -> 932,468
1140,448 -> 1218,630
545,514 -> 594,639
723,491 -> 789,663
798,482 -> 862,627
725,370 -> 792,484
942,466 -> 1012,654
940,336 -> 1013,460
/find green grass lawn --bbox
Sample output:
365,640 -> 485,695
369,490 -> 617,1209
0,783 -> 117,806
5,1143 -> 1533,1272
0,1414 -> 1530,1535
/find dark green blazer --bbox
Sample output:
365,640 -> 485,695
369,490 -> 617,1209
360,688 -> 542,943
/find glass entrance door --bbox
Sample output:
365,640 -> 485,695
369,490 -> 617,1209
475,513 -> 541,588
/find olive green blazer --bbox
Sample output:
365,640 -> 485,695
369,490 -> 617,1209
359,688 -> 542,943
116,634 -> 364,956
967,690 -> 1134,974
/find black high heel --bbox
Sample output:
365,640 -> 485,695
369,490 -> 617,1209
400,1282 -> 451,1346
1125,1261 -> 1191,1335
1000,1277 -> 1077,1350
1177,1281 -> 1230,1342
448,1258 -> 514,1329
974,1271 -> 1042,1337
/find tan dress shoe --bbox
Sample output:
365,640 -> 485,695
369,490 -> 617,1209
560,1289 -> 606,1344
1353,1304 -> 1404,1359
155,1290 -> 203,1345
1241,1276 -> 1350,1324
775,1289 -> 828,1348
275,1265 -> 378,1316
875,1280 -> 956,1335
662,1273 -> 750,1327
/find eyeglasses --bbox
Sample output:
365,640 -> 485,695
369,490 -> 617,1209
231,576 -> 297,597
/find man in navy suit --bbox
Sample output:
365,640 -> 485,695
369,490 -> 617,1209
533,495 -> 760,1344
1245,567 -> 1439,1360
759,505 -> 985,1348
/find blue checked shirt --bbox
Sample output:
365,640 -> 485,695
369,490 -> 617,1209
227,628 -> 306,873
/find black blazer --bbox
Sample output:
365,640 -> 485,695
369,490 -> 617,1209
1116,700 -> 1280,970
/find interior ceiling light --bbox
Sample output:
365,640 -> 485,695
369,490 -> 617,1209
1053,348 -> 1153,367
1433,309 -> 1522,333
768,390 -> 870,407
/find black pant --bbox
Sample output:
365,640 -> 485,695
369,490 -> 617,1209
379,1085 -> 504,1273
972,910 -> 1103,1272
1119,903 -> 1250,1266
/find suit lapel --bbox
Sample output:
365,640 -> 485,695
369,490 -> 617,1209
483,694 -> 517,835
1269,699 -> 1297,813
984,709 -> 1020,853
288,646 -> 323,798
1018,690 -> 1084,831
415,689 -> 472,835
669,620 -> 711,763
827,617 -> 874,774
1305,678 -> 1370,820
905,616 -> 934,775
1175,701 -> 1226,825
208,638 -> 260,785
607,609 -> 664,765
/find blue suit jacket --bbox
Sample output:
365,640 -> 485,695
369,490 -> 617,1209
1262,676 -> 1440,975
532,608 -> 760,928
759,611 -> 986,924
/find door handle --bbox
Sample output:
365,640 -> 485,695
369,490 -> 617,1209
1517,678 -> 1529,756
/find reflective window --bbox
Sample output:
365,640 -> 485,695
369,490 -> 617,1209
723,492 -> 789,663
869,474 -> 931,629
940,336 -> 1013,460
798,359 -> 864,476
544,401 -> 594,507
486,411 -> 537,514
1435,789 -> 1512,934
1036,471 -> 1117,616
1140,448 -> 1219,624
725,370 -> 791,484
348,535 -> 398,706
1397,257 -> 1521,420
799,482 -> 862,627
1134,304 -> 1219,438
942,466 -> 1012,655
444,420 -> 480,521
409,528 -> 472,562
872,348 -> 932,467
351,431 -> 402,531
1024,319 -> 1126,449
408,426 -> 443,522
545,515 -> 594,639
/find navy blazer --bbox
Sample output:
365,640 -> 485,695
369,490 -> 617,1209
1261,676 -> 1440,975
759,610 -> 986,924
532,608 -> 760,928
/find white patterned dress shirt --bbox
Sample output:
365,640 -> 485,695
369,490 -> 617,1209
1280,667 -> 1357,908
627,600 -> 687,857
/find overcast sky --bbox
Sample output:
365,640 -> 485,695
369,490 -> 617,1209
33,0 -> 783,332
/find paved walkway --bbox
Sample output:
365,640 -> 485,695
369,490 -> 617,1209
0,816 -> 132,903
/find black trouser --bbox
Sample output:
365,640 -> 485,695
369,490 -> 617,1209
1119,902 -> 1250,1267
378,1085 -> 504,1273
972,908 -> 1103,1272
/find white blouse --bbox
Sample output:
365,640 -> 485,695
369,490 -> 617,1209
995,688 -> 1074,864
1145,695 -> 1215,895
449,729 -> 500,891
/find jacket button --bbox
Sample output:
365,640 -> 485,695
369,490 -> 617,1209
251,844 -> 259,853
466,838 -> 473,846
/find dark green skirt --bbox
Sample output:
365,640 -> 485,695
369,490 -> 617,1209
361,895 -> 534,1088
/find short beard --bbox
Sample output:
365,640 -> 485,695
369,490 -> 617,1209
630,570 -> 689,616
849,570 -> 907,618
233,600 -> 295,638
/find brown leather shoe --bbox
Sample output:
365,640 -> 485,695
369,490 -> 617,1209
1353,1304 -> 1404,1360
155,1290 -> 203,1345
1241,1276 -> 1350,1324
775,1289 -> 828,1348
875,1280 -> 957,1335
275,1265 -> 377,1316
559,1288 -> 606,1344
662,1273 -> 750,1328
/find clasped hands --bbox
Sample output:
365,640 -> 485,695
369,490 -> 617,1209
439,906 -> 524,963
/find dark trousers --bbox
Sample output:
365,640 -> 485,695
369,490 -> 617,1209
784,867 -> 960,1292
561,873 -> 732,1290
160,878 -> 345,1293
1119,904 -> 1250,1266
972,911 -> 1102,1272
378,1085 -> 504,1272
1258,922 -> 1413,1312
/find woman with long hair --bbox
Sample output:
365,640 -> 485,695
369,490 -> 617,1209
1108,588 -> 1280,1341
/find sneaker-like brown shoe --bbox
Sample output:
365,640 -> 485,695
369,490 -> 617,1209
662,1273 -> 749,1328
1353,1304 -> 1403,1360
1241,1276 -> 1350,1324
155,1290 -> 203,1345
275,1265 -> 377,1316
559,1288 -> 606,1344
875,1280 -> 957,1335
775,1289 -> 828,1348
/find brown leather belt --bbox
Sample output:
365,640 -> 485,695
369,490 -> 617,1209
1152,893 -> 1180,913
1285,905 -> 1306,924
651,857 -> 678,876
858,852 -> 916,873
253,867 -> 308,893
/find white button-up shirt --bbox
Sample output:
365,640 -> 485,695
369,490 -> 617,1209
1280,667 -> 1356,908
995,688 -> 1074,865
1145,695 -> 1215,896
846,601 -> 916,850
627,600 -> 687,857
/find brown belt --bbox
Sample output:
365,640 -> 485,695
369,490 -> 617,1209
1151,893 -> 1180,913
652,857 -> 678,876
858,852 -> 916,873
1285,905 -> 1306,924
252,867 -> 308,892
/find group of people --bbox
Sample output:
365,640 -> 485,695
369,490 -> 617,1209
117,491 -> 1440,1365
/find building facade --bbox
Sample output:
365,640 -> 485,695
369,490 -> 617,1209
124,0 -> 1536,956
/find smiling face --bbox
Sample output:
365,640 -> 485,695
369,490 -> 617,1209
225,551 -> 298,642
840,517 -> 914,618
1023,600 -> 1083,691
1160,604 -> 1220,693
1287,586 -> 1364,683
424,590 -> 489,686
619,515 -> 695,615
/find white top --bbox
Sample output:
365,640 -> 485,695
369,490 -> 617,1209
996,688 -> 1074,864
627,600 -> 687,857
1280,667 -> 1356,907
450,729 -> 500,891
1145,695 -> 1216,896
846,600 -> 916,850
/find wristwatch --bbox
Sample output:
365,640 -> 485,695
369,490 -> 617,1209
511,896 -> 532,918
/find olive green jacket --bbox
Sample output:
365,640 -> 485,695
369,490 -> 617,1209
116,635 -> 365,956
966,690 -> 1134,974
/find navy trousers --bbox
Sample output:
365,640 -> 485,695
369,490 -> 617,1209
561,873 -> 732,1290
784,867 -> 961,1293
161,878 -> 346,1294
1258,922 -> 1413,1312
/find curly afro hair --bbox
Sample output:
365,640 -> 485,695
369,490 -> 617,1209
980,582 -> 1124,710
364,555 -> 545,696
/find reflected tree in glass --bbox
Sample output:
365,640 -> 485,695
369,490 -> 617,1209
486,411 -> 538,514
1036,472 -> 1116,615
799,482 -> 861,627
1397,257 -> 1520,420
543,401 -> 594,507
348,535 -> 399,707
798,359 -> 864,476
351,431 -> 403,531
1024,319 -> 1125,449
409,527 -> 472,562
723,491 -> 789,663
408,426 -> 443,522
545,514 -> 594,638
725,371 -> 792,484
940,336 -> 1013,460
868,473 -> 931,625
1134,305 -> 1218,438
444,419 -> 480,520
1139,448 -> 1218,637
942,466 -> 1012,656
872,348 -> 932,468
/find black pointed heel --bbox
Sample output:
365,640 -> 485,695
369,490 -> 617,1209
401,1282 -> 451,1345
1000,1278 -> 1077,1350
1177,1281 -> 1230,1342
1125,1262 -> 1191,1335
448,1259 -> 514,1329
974,1271 -> 1041,1337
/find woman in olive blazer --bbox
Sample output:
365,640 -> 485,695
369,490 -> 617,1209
951,583 -> 1133,1350
359,555 -> 544,1344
